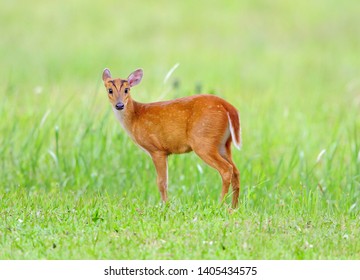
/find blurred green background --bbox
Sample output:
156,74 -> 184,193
1,0 -> 359,193
3,0 -> 360,89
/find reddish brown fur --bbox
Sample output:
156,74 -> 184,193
102,68 -> 241,208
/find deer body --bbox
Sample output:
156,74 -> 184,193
103,68 -> 241,208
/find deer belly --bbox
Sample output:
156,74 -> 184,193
135,131 -> 192,155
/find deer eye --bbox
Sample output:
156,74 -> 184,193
124,88 -> 129,94
108,88 -> 113,94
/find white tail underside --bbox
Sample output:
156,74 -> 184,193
227,112 -> 242,150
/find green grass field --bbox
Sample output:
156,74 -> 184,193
1,0 -> 359,259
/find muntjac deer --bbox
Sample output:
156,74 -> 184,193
102,68 -> 241,208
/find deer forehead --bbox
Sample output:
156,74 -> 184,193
106,79 -> 129,90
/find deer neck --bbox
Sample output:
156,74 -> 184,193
112,96 -> 141,138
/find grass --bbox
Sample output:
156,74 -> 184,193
0,0 -> 359,259
1,189 -> 359,259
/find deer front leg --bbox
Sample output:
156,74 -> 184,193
150,152 -> 168,202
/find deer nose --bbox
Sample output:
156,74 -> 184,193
115,102 -> 124,110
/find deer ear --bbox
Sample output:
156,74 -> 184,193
102,68 -> 112,82
127,69 -> 143,87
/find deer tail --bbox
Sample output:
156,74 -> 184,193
226,105 -> 242,150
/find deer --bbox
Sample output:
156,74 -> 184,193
102,68 -> 241,208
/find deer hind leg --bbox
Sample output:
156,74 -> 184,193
220,138 -> 240,208
193,144 -> 233,204
150,152 -> 168,202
